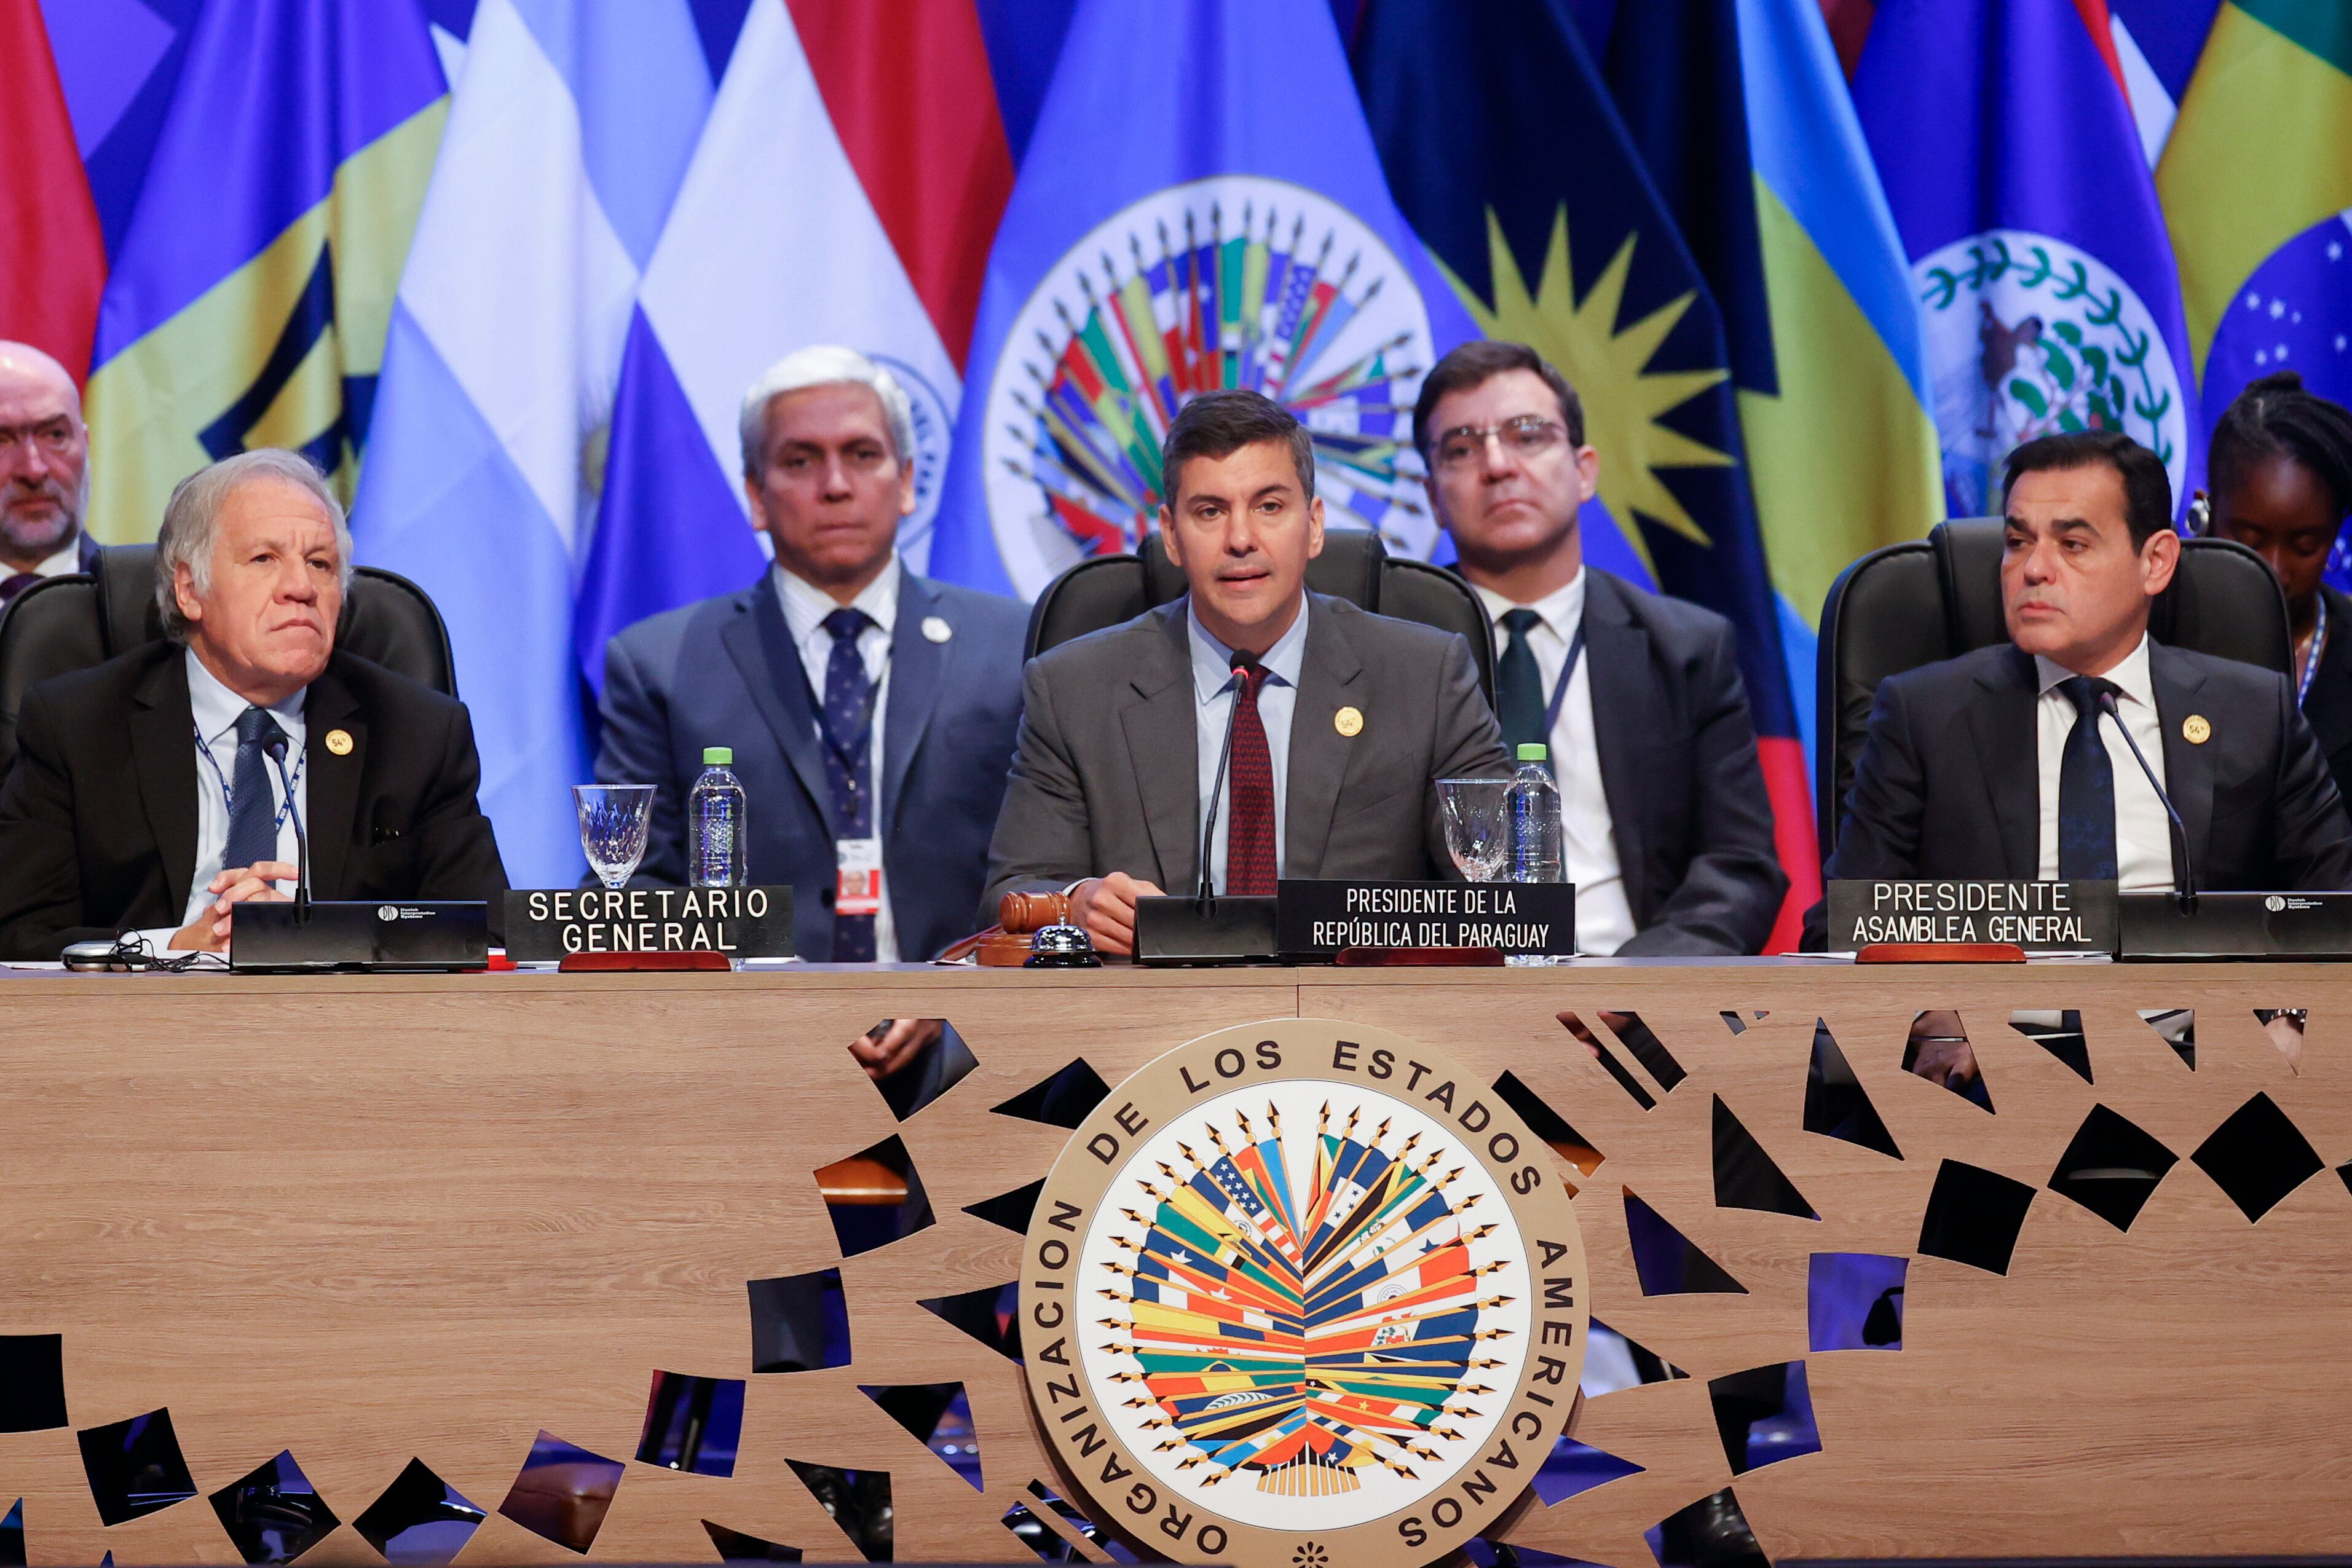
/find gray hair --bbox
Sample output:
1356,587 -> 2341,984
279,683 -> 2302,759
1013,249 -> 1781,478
156,449 -> 353,644
738,345 -> 915,478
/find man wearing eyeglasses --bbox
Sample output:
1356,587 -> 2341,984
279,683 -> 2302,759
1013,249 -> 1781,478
1419,341 -> 1785,955
0,342 -> 100,610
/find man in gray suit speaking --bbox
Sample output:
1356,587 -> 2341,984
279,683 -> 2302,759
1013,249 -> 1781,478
982,390 -> 1509,954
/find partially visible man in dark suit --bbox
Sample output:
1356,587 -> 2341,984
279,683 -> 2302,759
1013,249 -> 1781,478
984,389 -> 1507,953
0,449 -> 508,959
0,341 -> 101,610
1822,428 -> 2352,907
1419,340 -> 1786,956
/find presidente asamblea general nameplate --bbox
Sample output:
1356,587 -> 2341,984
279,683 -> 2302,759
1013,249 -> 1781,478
1021,1020 -> 1587,1567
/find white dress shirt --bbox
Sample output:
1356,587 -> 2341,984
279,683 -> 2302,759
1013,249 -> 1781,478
141,648 -> 310,948
31,537 -> 79,578
2034,633 -> 2176,892
775,558 -> 900,961
1190,598 -> 1309,894
1472,574 -> 1636,955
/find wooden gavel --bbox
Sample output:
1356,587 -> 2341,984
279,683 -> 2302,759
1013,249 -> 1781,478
937,891 -> 1075,966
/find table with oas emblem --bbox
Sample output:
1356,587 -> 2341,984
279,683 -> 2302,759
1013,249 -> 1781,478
0,959 -> 2348,1566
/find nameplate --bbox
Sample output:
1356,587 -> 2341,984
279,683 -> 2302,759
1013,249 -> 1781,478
1826,880 -> 2117,953
503,887 -> 794,961
1277,880 -> 1576,956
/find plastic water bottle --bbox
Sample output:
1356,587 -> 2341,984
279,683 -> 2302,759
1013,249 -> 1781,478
689,746 -> 747,888
1506,743 -> 1565,884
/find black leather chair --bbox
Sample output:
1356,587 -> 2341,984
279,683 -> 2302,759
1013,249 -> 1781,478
1024,528 -> 1498,706
0,543 -> 456,778
1815,516 -> 2290,857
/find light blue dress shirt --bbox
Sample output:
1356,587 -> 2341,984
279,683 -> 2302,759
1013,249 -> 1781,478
1188,597 -> 1309,894
140,647 -> 309,948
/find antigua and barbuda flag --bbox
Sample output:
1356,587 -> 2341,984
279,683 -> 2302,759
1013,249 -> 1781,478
79,0 -> 449,542
1854,0 -> 2201,519
354,0 -> 715,885
925,0 -> 1478,600
573,0 -> 1012,695
1354,0 -> 1823,950
0,0 -> 105,380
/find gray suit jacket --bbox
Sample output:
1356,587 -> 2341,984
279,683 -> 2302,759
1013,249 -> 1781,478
981,592 -> 1507,915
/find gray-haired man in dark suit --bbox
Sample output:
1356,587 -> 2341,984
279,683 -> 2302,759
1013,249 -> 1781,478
982,390 -> 1508,954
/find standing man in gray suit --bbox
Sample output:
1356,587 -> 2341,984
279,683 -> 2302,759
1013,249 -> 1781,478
983,390 -> 1508,954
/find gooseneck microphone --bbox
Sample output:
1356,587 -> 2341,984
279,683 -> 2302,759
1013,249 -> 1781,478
2096,690 -> 2198,915
260,730 -> 312,924
1196,648 -> 1252,907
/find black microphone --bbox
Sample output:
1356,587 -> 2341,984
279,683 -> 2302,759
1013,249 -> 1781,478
261,730 -> 312,924
2096,690 -> 2198,915
1196,649 -> 1252,907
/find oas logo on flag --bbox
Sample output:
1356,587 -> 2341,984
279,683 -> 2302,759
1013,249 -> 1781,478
979,176 -> 1438,598
1022,1021 -> 1585,1567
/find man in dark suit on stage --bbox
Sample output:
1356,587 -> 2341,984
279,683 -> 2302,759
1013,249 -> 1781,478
0,341 -> 101,609
1419,340 -> 1786,956
1822,428 -> 2352,904
982,389 -> 1507,954
0,449 -> 508,960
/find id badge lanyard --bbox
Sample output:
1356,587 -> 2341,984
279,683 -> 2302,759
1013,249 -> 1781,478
799,643 -> 893,916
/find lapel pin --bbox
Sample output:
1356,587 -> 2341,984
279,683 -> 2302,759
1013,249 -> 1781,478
1334,706 -> 1363,738
921,615 -> 952,644
325,728 -> 355,756
2182,715 -> 2211,745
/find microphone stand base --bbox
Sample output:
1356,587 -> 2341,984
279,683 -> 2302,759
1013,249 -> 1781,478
1133,895 -> 1279,966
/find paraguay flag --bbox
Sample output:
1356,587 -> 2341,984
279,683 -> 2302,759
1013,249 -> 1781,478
1354,0 -> 1823,949
573,0 -> 1012,693
925,0 -> 1478,601
81,0 -> 451,541
1853,0 -> 2202,519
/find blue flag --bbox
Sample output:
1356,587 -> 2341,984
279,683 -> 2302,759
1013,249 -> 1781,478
1854,0 -> 2200,518
926,0 -> 1475,601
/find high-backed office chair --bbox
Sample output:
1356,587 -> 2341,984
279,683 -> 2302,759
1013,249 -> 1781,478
1023,528 -> 1499,707
1815,516 -> 2290,857
0,543 -> 456,778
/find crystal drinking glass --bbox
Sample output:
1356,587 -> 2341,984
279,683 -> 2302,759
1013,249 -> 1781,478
573,784 -> 655,891
1437,778 -> 1510,883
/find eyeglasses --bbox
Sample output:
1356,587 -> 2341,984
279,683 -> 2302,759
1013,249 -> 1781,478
1427,415 -> 1569,472
0,420 -> 80,459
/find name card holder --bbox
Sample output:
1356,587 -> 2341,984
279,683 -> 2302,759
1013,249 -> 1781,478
503,886 -> 794,966
1826,880 -> 2118,958
1277,880 -> 1576,961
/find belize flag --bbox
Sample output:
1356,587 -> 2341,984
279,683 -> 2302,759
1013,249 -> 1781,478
925,0 -> 1478,601
1854,0 -> 2202,519
1355,0 -> 1823,948
574,0 -> 1012,695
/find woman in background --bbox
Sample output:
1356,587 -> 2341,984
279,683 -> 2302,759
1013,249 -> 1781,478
2203,370 -> 2352,798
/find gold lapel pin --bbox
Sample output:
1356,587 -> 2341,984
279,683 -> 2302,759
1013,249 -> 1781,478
2182,715 -> 2211,745
1334,706 -> 1363,738
325,728 -> 355,756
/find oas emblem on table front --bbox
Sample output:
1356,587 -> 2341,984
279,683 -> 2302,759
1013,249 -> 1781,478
1022,1021 -> 1586,1568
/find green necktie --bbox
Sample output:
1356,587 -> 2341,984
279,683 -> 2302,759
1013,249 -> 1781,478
1496,607 -> 1546,753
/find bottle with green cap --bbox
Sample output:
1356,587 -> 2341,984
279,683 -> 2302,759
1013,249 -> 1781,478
689,746 -> 746,887
1505,741 -> 1563,885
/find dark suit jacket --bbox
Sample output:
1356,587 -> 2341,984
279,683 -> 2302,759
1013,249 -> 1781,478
2300,583 -> 2352,805
1819,639 -> 2352,902
981,592 -> 1509,913
596,565 -> 1027,962
0,644 -> 510,959
1558,569 -> 1787,956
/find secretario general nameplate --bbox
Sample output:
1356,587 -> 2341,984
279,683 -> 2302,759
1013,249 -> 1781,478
1022,1020 -> 1587,1567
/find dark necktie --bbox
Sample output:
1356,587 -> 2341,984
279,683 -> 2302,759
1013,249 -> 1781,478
222,707 -> 286,874
1,572 -> 39,607
2056,676 -> 2120,880
1496,607 -> 1547,754
1224,655 -> 1277,896
820,607 -> 877,961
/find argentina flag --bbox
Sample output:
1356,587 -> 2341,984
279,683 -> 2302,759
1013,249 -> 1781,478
353,0 -> 715,885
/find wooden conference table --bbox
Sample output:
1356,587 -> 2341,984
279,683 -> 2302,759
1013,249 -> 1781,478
1,959 -> 2348,1565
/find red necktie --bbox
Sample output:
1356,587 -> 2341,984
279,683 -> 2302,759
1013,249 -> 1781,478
1224,656 -> 1277,895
